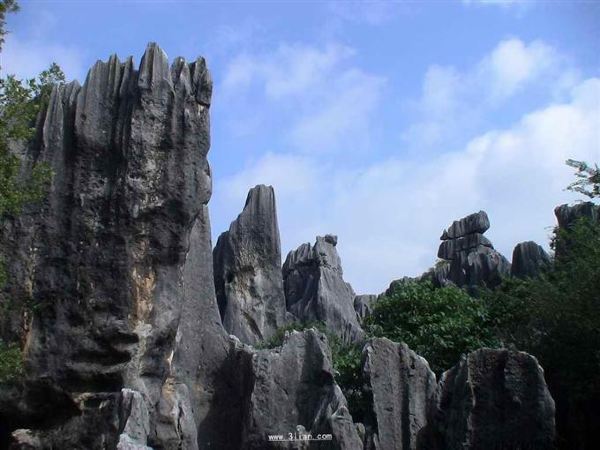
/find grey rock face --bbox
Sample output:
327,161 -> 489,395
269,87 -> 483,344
362,338 -> 437,450
0,43 -> 236,449
553,202 -> 599,261
213,185 -> 287,344
429,348 -> 556,450
511,241 -> 551,278
234,329 -> 363,449
554,201 -> 599,229
283,235 -> 363,343
353,295 -> 377,322
433,211 -> 510,289
440,211 -> 490,240
437,233 -> 492,260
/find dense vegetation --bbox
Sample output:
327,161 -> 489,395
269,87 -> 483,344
485,217 -> 600,449
364,279 -> 496,374
0,0 -> 61,383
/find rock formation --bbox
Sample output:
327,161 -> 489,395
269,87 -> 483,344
283,235 -> 363,343
361,338 -> 437,450
511,241 -> 551,278
353,295 -> 377,322
554,201 -> 599,229
433,211 -> 510,290
213,185 -> 287,344
0,43 -> 238,449
429,349 -> 556,450
233,329 -> 363,449
554,201 -> 600,260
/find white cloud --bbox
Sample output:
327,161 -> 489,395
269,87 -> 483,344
0,34 -> 85,81
480,38 -> 559,101
222,43 -> 355,100
290,68 -> 385,152
403,38 -> 572,149
220,42 -> 386,153
216,76 -> 600,294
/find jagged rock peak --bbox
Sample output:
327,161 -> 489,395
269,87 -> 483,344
362,338 -> 437,450
231,329 -> 363,449
354,294 -> 377,321
430,348 -> 556,449
554,201 -> 599,229
213,184 -> 287,345
433,210 -> 510,289
440,210 -> 490,240
511,241 -> 551,279
283,235 -> 363,343
0,44 -> 233,449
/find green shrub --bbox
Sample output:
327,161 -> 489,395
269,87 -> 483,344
484,216 -> 600,448
255,320 -> 327,349
0,339 -> 23,383
365,279 -> 498,374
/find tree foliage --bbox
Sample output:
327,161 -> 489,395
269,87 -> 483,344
0,64 -> 64,218
364,279 -> 497,374
0,0 -> 19,52
484,216 -> 600,448
565,159 -> 600,199
0,339 -> 22,383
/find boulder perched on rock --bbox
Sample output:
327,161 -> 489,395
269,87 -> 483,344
361,338 -> 437,450
283,235 -> 363,342
440,211 -> 490,240
213,185 -> 287,344
353,295 -> 377,322
233,329 -> 363,449
433,211 -> 510,289
511,241 -> 551,278
429,348 -> 556,450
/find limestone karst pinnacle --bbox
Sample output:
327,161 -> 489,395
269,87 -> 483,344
213,184 -> 287,344
433,210 -> 511,289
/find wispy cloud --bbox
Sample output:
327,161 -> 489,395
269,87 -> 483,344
220,42 -> 386,153
403,37 -> 575,150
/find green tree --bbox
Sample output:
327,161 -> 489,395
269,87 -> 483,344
565,159 -> 600,199
484,217 -> 600,448
0,0 -> 62,383
364,279 -> 497,374
0,65 -> 63,218
0,0 -> 19,52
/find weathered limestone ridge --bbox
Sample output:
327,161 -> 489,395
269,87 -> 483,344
213,184 -> 288,345
283,235 -> 364,343
433,211 -> 510,289
0,43 -> 238,450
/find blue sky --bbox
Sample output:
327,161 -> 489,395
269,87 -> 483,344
3,0 -> 599,293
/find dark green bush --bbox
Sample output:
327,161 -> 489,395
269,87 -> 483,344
0,340 -> 23,383
365,279 -> 498,374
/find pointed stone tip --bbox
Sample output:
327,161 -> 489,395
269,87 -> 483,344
322,235 -> 338,246
244,184 -> 275,209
